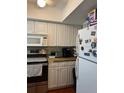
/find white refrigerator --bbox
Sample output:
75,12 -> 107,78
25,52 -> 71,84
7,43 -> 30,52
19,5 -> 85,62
75,25 -> 97,93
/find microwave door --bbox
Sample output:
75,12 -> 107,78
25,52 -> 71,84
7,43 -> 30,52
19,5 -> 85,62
27,35 -> 43,46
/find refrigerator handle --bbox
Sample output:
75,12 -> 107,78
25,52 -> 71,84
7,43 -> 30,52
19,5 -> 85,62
76,34 -> 80,55
75,58 -> 79,79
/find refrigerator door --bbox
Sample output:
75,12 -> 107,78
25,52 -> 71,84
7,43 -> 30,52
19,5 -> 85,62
78,25 -> 97,63
76,58 -> 97,93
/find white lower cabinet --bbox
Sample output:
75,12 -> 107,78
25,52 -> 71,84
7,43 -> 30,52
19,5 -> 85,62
48,67 -> 58,89
48,61 -> 75,90
58,67 -> 68,87
67,66 -> 74,86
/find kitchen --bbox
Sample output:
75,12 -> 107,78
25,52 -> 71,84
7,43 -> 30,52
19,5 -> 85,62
27,0 -> 97,93
1,0 -> 123,93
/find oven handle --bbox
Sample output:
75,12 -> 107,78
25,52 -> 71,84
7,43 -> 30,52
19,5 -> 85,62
27,62 -> 48,66
42,63 -> 48,66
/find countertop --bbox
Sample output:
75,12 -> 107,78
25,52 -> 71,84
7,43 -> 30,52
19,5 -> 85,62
48,57 -> 76,63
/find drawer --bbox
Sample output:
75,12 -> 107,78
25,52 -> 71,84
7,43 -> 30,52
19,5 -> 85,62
49,62 -> 59,68
49,61 -> 75,68
58,62 -> 67,67
67,61 -> 75,66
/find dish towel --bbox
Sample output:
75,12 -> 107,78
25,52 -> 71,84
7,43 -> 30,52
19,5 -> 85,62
27,64 -> 43,77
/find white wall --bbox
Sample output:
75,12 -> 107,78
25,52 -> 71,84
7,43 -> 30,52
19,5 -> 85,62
27,2 -> 62,22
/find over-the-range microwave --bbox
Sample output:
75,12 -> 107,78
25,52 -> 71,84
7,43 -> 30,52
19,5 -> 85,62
27,33 -> 47,46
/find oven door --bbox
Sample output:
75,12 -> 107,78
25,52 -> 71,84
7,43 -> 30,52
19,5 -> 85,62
27,62 -> 48,83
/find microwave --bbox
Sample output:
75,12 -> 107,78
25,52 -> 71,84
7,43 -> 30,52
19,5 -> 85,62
27,33 -> 47,46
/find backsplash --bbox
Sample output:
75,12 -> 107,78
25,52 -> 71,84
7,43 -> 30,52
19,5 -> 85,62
27,46 -> 75,58
47,47 -> 63,57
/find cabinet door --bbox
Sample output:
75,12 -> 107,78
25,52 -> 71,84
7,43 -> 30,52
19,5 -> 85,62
49,62 -> 59,68
35,21 -> 48,34
67,61 -> 75,66
47,23 -> 57,46
69,26 -> 74,46
65,25 -> 77,46
56,24 -> 75,46
63,25 -> 70,46
48,67 -> 58,89
56,24 -> 64,46
27,20 -> 35,33
58,67 -> 68,87
67,66 -> 74,86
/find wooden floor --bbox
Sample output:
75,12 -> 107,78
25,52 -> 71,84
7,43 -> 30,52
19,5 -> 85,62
48,87 -> 75,93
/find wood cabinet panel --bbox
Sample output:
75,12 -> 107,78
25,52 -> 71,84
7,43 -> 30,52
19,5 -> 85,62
48,68 -> 58,89
67,66 -> 74,85
27,21 -> 35,33
69,26 -> 74,46
56,24 -> 62,46
34,21 -> 48,34
47,23 -> 57,46
58,67 -> 68,87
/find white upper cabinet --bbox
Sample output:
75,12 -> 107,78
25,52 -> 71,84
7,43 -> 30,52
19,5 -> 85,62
47,23 -> 57,46
69,26 -> 74,46
56,24 -> 79,46
34,21 -> 48,34
27,20 -> 81,46
56,24 -> 65,46
27,20 -> 35,33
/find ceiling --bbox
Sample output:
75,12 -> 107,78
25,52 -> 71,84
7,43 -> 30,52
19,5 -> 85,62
27,0 -> 97,25
27,0 -> 69,22
27,0 -> 68,10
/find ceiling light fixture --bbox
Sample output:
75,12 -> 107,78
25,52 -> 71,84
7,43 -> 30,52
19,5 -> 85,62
37,0 -> 46,8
